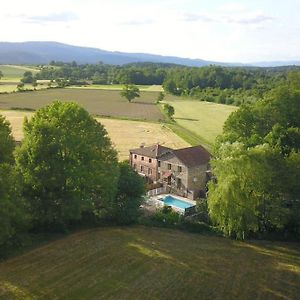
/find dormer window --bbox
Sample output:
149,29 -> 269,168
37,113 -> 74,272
149,158 -> 152,163
141,156 -> 144,161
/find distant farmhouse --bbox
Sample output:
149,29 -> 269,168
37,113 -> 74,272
129,144 -> 211,200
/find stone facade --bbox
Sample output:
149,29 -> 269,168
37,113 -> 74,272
129,144 -> 211,200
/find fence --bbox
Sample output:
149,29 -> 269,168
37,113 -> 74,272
146,187 -> 166,197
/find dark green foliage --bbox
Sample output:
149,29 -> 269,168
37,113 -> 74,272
108,161 -> 145,224
163,103 -> 175,118
209,84 -> 300,239
156,91 -> 165,103
120,84 -> 140,102
21,71 -> 34,84
0,117 -> 28,255
151,206 -> 182,227
0,115 -> 15,164
0,164 -> 29,253
16,101 -> 119,230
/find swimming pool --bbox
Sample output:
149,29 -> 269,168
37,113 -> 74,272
163,195 -> 195,210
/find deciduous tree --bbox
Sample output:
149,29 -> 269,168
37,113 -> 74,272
16,101 -> 119,229
120,84 -> 140,102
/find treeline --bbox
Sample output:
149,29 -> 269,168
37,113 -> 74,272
207,76 -> 300,239
33,61 -> 300,105
0,102 -> 145,257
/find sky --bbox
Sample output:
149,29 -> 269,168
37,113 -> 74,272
1,0 -> 299,63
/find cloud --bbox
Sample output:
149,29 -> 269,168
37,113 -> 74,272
180,11 -> 274,26
21,11 -> 79,24
120,19 -> 155,26
224,14 -> 274,25
181,13 -> 214,23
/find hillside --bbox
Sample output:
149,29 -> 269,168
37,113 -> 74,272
0,41 -> 215,66
0,226 -> 299,299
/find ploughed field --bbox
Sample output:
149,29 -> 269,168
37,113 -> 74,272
0,226 -> 299,299
0,88 -> 164,121
1,110 -> 189,160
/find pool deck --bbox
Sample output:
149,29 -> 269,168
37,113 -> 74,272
145,194 -> 196,214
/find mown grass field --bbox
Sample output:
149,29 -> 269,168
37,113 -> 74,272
0,226 -> 299,299
164,98 -> 237,146
0,89 -> 163,121
1,110 -> 189,160
0,65 -> 39,80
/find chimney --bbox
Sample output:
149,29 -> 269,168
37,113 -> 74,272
140,143 -> 145,148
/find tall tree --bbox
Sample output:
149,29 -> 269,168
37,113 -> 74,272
16,101 -> 119,229
209,85 -> 300,238
108,161 -> 145,224
0,115 -> 15,164
120,84 -> 140,102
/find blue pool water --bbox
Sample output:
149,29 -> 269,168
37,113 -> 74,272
163,195 -> 195,210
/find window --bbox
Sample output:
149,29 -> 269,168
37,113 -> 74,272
134,154 -> 137,159
177,178 -> 182,189
141,156 -> 144,161
140,166 -> 144,172
178,166 -> 182,172
149,158 -> 152,163
168,163 -> 172,170
133,164 -> 136,170
158,161 -> 161,167
158,172 -> 161,179
148,168 -> 152,175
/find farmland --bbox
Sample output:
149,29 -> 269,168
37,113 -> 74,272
0,88 -> 164,121
68,84 -> 163,92
0,65 -> 39,80
1,110 -> 189,160
164,98 -> 237,146
0,226 -> 299,299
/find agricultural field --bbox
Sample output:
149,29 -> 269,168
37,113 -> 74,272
0,226 -> 299,299
164,98 -> 237,146
0,65 -> 39,81
0,89 -> 163,121
1,110 -> 189,160
68,84 -> 163,92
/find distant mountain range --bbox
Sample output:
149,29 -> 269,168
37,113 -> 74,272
0,41 -> 299,67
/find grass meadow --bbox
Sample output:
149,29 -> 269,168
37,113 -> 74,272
1,110 -> 189,160
0,226 -> 299,299
164,97 -> 237,146
0,89 -> 164,121
0,65 -> 39,80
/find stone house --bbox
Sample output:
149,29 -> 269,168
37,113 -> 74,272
129,144 -> 211,200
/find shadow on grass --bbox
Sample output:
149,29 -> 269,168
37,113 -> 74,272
0,226 -> 299,299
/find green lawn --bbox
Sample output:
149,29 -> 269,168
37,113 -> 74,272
164,98 -> 237,146
0,226 -> 299,299
0,65 -> 39,80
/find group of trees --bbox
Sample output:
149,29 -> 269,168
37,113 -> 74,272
0,102 -> 145,254
34,61 -> 300,107
208,77 -> 300,239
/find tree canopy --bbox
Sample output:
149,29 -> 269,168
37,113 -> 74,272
208,84 -> 300,239
0,115 -> 15,164
16,101 -> 119,229
120,84 -> 140,102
